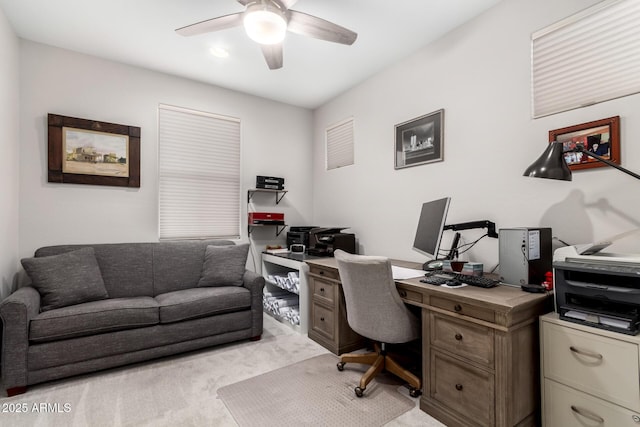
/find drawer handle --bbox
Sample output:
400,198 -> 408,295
319,271 -> 325,275
570,405 -> 604,423
454,304 -> 462,312
399,290 -> 407,298
320,287 -> 325,293
569,346 -> 603,361
455,384 -> 463,391
455,333 -> 463,341
320,317 -> 325,322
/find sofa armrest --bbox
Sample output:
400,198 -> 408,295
243,270 -> 265,339
1,286 -> 41,388
243,270 -> 265,294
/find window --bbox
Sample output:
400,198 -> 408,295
532,0 -> 640,118
158,105 -> 241,240
326,117 -> 354,170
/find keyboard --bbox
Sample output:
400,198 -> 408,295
421,273 -> 500,288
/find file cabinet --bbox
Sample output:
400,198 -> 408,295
306,262 -> 364,355
540,313 -> 640,426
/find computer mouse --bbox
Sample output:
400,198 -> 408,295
446,279 -> 463,287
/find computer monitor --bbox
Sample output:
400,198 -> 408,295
413,197 -> 451,268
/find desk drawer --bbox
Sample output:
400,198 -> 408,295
431,350 -> 495,427
431,296 -> 495,323
544,379 -> 640,427
431,313 -> 494,367
311,302 -> 335,340
542,320 -> 640,411
309,265 -> 340,281
397,287 -> 422,304
312,278 -> 336,305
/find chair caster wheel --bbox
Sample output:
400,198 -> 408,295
337,362 -> 345,371
409,387 -> 422,398
355,386 -> 365,397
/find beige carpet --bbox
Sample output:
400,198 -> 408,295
218,353 -> 415,427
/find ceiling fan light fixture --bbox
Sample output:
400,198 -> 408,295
243,3 -> 287,45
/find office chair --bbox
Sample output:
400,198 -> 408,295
333,250 -> 421,398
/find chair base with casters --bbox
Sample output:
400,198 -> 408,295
336,342 -> 422,398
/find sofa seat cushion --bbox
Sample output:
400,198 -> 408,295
30,297 -> 159,343
155,287 -> 251,324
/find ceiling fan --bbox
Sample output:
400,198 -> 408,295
176,0 -> 358,70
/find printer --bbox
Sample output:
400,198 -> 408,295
553,244 -> 640,335
307,227 -> 356,256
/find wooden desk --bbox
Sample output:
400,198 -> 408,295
305,257 -> 553,427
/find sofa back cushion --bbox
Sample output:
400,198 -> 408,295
22,247 -> 109,311
36,243 -> 155,298
152,239 -> 235,295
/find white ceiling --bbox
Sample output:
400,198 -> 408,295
0,0 -> 501,109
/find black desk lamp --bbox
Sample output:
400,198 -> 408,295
523,141 -> 640,181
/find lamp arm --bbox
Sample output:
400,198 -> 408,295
572,146 -> 640,181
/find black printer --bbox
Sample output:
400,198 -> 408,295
307,227 -> 356,256
554,246 -> 640,335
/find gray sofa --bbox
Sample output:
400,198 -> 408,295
0,240 -> 264,396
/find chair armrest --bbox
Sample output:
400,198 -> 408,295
0,286 -> 41,388
243,270 -> 265,338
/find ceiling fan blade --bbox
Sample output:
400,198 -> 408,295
242,0 -> 298,10
287,10 -> 357,45
175,12 -> 243,37
276,0 -> 298,9
261,43 -> 283,70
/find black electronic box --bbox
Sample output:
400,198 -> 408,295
256,175 -> 285,190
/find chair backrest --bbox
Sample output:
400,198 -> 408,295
334,250 -> 419,344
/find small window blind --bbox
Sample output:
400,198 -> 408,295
532,0 -> 640,118
326,118 -> 354,170
158,105 -> 241,240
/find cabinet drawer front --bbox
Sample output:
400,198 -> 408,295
431,296 -> 495,323
544,380 -> 640,427
431,351 -> 495,426
431,313 -> 494,366
397,287 -> 422,304
312,278 -> 335,305
543,321 -> 640,411
311,302 -> 335,340
309,265 -> 340,281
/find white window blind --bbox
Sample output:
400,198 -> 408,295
326,118 -> 354,170
158,105 -> 241,240
532,0 -> 640,118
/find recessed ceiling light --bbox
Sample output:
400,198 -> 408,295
210,46 -> 229,58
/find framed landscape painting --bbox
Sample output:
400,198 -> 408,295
48,114 -> 141,187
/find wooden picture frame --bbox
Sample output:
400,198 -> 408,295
48,114 -> 140,187
394,109 -> 444,169
549,116 -> 620,171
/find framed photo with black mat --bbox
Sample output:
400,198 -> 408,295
394,109 -> 444,170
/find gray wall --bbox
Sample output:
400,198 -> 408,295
312,0 -> 640,268
17,41 -> 314,276
0,7 -> 19,300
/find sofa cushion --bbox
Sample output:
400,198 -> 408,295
35,244 -> 155,299
21,247 -> 109,312
29,297 -> 159,343
152,240 -> 235,295
155,287 -> 251,324
197,244 -> 250,287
